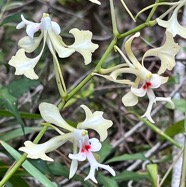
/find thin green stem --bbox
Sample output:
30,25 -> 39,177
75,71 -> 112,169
146,0 -> 160,22
0,125 -> 48,186
109,0 -> 119,36
95,37 -> 118,72
118,20 -> 156,39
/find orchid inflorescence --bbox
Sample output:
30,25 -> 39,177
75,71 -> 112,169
7,0 -> 186,184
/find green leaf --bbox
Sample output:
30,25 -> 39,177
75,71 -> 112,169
0,13 -> 21,26
97,173 -> 118,187
106,153 -> 147,164
1,141 -> 57,187
9,177 -> 29,187
0,87 -> 25,131
164,120 -> 184,137
0,110 -> 41,119
6,77 -> 39,98
98,140 -> 113,163
147,164 -> 158,187
172,99 -> 186,112
48,162 -> 91,187
1,127 -> 42,141
113,171 -> 149,182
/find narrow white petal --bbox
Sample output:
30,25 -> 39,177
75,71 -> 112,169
156,97 -> 175,109
51,21 -> 61,34
97,163 -> 116,176
150,74 -> 162,88
141,99 -> 155,123
122,91 -> 138,106
69,160 -> 78,179
69,152 -> 86,161
16,21 -> 25,29
39,102 -> 75,131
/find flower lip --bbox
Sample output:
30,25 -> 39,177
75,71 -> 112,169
142,82 -> 152,90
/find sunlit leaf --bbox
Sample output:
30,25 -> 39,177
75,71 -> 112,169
147,164 -> 158,187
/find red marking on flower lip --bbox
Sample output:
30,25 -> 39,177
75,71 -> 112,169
143,82 -> 152,90
81,144 -> 91,153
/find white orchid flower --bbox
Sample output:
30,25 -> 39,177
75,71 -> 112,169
69,136 -> 115,183
95,31 -> 179,123
9,13 -> 98,79
19,102 -> 113,181
156,0 -> 186,39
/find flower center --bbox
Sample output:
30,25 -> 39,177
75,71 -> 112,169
81,144 -> 91,153
143,82 -> 152,90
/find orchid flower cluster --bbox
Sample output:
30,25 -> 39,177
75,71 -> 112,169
6,0 -> 186,185
19,103 -> 115,183
8,13 -> 98,80
96,31 -> 180,123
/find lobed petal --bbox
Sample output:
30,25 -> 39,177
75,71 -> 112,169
39,102 -> 75,132
143,31 -> 181,74
77,105 -> 113,141
8,49 -> 40,80
156,1 -> 186,39
122,91 -> 139,106
19,141 -> 54,162
68,28 -> 99,65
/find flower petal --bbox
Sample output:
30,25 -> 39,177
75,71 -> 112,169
122,91 -> 138,106
156,2 -> 186,38
124,32 -> 142,69
39,102 -> 75,132
26,23 -> 41,38
69,159 -> 78,179
51,21 -> 61,35
141,99 -> 155,123
69,152 -> 86,161
18,34 -> 43,53
77,105 -> 113,141
89,138 -> 102,152
156,97 -> 175,109
69,28 -> 99,65
131,85 -> 147,97
48,30 -> 75,58
88,0 -> 101,5
150,74 -> 162,88
8,49 -> 40,79
143,31 -> 180,74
